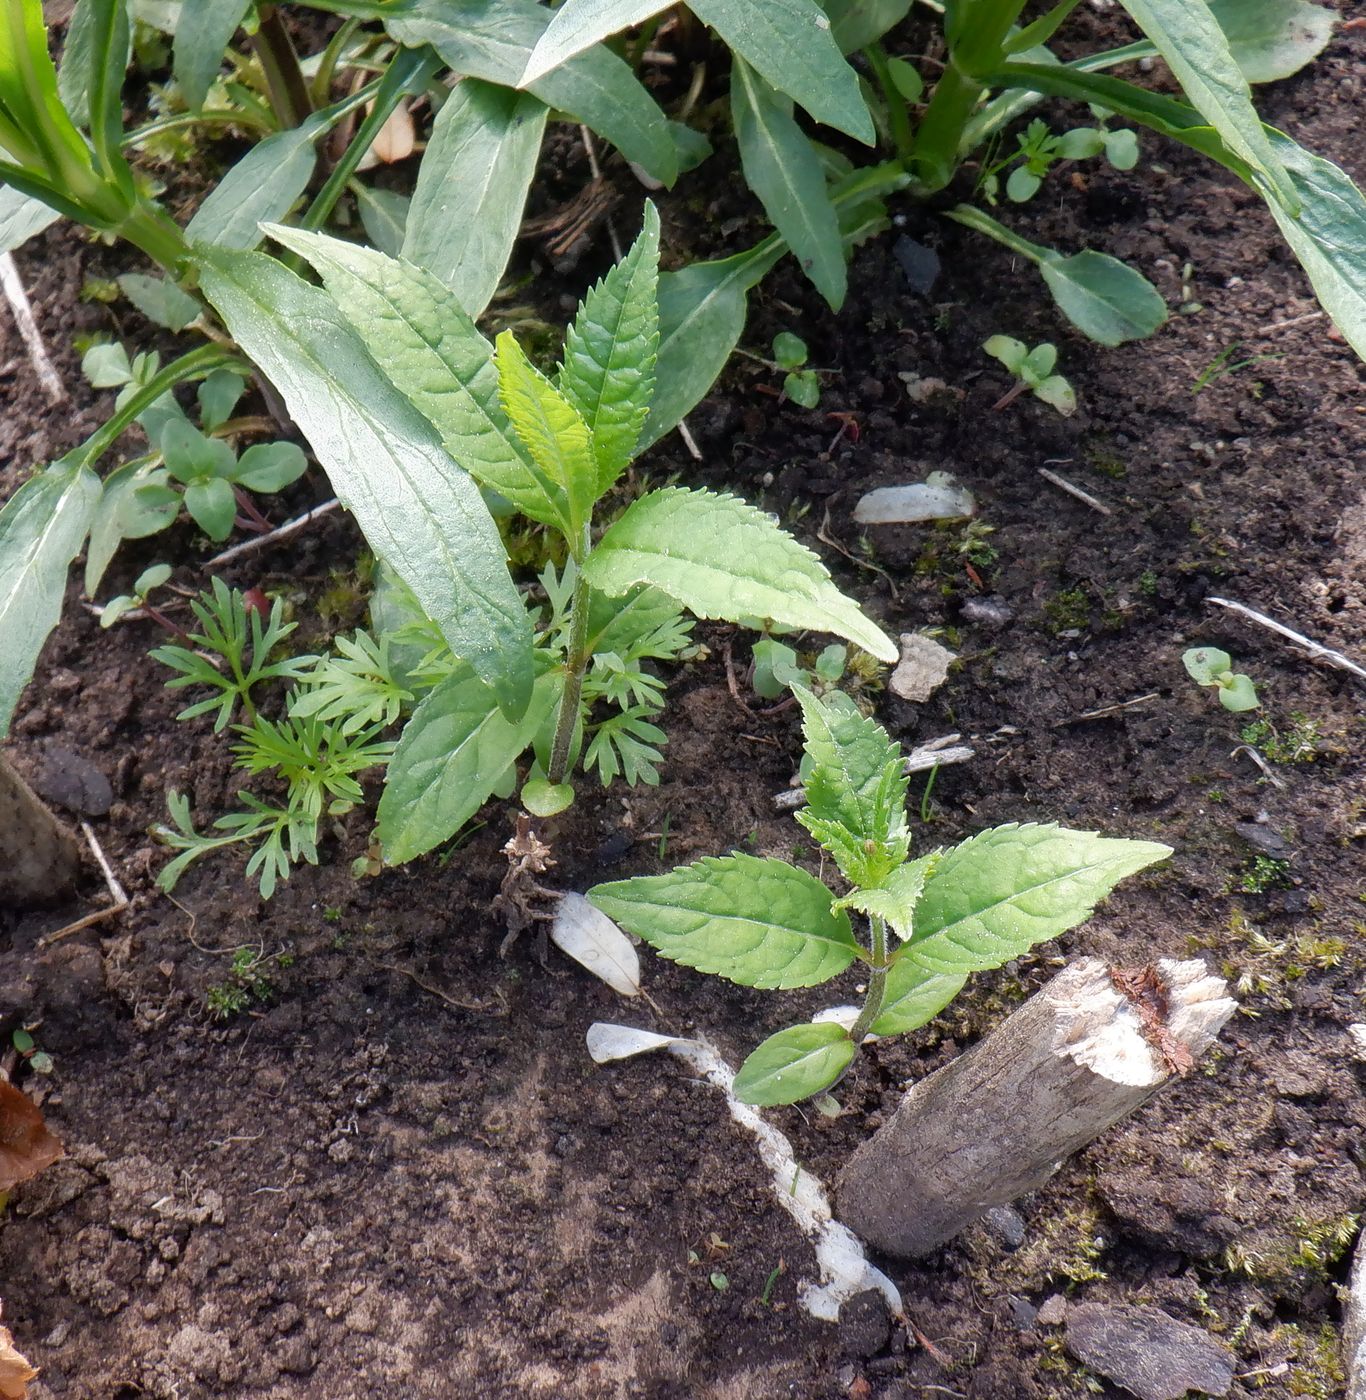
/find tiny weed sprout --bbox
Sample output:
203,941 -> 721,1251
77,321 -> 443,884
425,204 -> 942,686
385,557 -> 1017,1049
980,114 -> 1140,205
589,687 -> 1170,1107
1183,646 -> 1260,713
983,336 -> 1077,416
772,332 -> 821,409
99,562 -> 171,629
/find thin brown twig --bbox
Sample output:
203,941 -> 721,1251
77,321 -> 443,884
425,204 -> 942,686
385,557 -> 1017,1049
1037,465 -> 1112,516
1055,692 -> 1160,725
202,497 -> 341,569
817,506 -> 899,601
722,638 -> 755,717
372,961 -> 506,1016
38,821 -> 130,946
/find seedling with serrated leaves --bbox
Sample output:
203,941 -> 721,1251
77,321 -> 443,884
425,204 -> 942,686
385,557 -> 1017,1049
983,335 -> 1076,416
589,687 -> 1169,1107
1183,646 -> 1260,712
980,113 -> 1140,205
220,205 -> 897,870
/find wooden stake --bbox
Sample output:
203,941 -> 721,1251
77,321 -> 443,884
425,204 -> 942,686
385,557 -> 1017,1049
0,751 -> 82,909
836,957 -> 1235,1259
1346,1228 -> 1366,1399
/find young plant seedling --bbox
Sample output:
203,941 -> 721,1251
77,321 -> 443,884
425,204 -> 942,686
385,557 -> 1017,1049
589,687 -> 1170,1107
980,114 -> 1139,204
983,336 -> 1076,416
99,562 -> 172,629
771,332 -> 821,409
1183,646 -> 1260,712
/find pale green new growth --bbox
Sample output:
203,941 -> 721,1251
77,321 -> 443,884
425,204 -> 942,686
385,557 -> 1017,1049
590,686 -> 1171,1106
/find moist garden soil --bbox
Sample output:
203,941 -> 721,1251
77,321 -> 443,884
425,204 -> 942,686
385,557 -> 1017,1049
2,8 -> 1364,1397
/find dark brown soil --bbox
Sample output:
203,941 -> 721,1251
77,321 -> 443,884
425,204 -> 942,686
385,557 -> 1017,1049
2,7 -> 1364,1398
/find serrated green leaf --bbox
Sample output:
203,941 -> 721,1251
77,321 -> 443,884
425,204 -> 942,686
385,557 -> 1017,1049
1120,0 -> 1295,211
520,0 -> 672,84
1038,250 -> 1168,347
495,332 -> 599,542
173,0 -> 251,111
731,57 -> 846,310
870,962 -> 965,1036
196,247 -> 535,718
389,0 -> 678,185
377,666 -> 560,863
1206,0 -> 1334,83
583,487 -> 898,661
262,225 -> 568,533
794,687 -> 907,854
0,458 -> 101,737
558,202 -> 660,491
690,0 -> 874,143
733,1022 -> 855,1106
902,823 -> 1172,975
403,78 -> 549,319
832,858 -> 929,941
588,853 -> 858,989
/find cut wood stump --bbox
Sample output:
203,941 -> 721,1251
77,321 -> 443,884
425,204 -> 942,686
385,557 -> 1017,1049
836,957 -> 1235,1258
0,751 -> 82,909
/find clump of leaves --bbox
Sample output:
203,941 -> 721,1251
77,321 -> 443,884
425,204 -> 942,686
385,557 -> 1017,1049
980,113 -> 1139,204
984,336 -> 1076,416
1183,646 -> 1259,712
589,687 -> 1170,1106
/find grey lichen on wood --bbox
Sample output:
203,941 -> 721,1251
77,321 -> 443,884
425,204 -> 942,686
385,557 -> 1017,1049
1347,1227 -> 1366,1399
836,957 -> 1236,1259
0,750 -> 82,908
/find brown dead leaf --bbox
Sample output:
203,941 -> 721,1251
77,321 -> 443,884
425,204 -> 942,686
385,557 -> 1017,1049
369,99 -> 415,164
0,1309 -> 38,1400
0,1079 -> 63,1192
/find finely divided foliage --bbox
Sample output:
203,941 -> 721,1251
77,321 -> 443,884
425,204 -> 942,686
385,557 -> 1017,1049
591,688 -> 1171,1106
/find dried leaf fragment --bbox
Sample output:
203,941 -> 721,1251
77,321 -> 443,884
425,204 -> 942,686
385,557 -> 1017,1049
0,1079 -> 63,1192
0,1308 -> 38,1400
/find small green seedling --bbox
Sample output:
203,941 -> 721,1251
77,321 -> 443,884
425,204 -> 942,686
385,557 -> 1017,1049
981,114 -> 1139,204
589,687 -> 1170,1107
983,336 -> 1076,416
100,562 -> 172,629
751,638 -> 848,700
1183,647 -> 1260,712
11,1028 -> 53,1076
772,332 -> 820,409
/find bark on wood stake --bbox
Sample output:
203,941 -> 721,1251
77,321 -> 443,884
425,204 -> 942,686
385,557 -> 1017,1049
1345,1227 -> 1366,1399
836,957 -> 1235,1259
0,752 -> 82,908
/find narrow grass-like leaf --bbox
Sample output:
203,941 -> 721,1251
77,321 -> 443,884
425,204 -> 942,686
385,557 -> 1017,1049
0,458 -> 101,737
584,486 -> 899,662
495,332 -> 599,541
377,666 -> 559,863
403,79 -> 548,318
588,854 -> 859,989
902,823 -> 1172,976
870,963 -> 965,1036
197,247 -> 535,718
174,0 -> 251,111
264,224 -> 568,533
730,57 -> 846,309
689,0 -> 874,142
388,0 -> 677,184
733,1022 -> 855,1106
558,202 -> 660,491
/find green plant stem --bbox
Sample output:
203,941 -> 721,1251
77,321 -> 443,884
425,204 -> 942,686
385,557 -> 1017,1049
127,108 -> 276,145
115,201 -> 195,277
847,915 -> 890,1043
863,43 -> 916,166
546,535 -> 593,787
74,345 -> 246,470
252,5 -> 313,130
310,16 -> 363,106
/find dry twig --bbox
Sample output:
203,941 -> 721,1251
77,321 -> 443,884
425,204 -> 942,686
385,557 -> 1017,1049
1037,465 -> 1111,516
38,821 -> 130,946
203,497 -> 341,569
1206,595 -> 1366,683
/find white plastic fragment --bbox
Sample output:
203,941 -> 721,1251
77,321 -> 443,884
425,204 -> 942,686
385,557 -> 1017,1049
889,633 -> 956,703
853,471 -> 975,525
551,894 -> 642,999
585,1021 -> 903,1323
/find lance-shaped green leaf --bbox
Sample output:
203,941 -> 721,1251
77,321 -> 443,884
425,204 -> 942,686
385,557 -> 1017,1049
823,0 -> 912,53
583,487 -> 899,661
870,963 -> 965,1037
1119,0 -> 1295,210
730,57 -> 846,310
520,0 -> 672,84
900,823 -> 1171,976
1260,131 -> 1366,363
388,0 -> 678,185
733,1022 -> 855,1106
689,0 -> 874,143
354,183 -> 408,257
588,853 -> 859,988
403,78 -> 548,318
0,457 -> 101,737
196,247 -> 535,718
833,858 -> 930,942
495,332 -> 599,543
173,0 -> 252,111
263,224 -> 568,533
377,665 -> 560,863
1205,0 -> 1334,84
558,202 -> 660,492
0,183 -> 59,253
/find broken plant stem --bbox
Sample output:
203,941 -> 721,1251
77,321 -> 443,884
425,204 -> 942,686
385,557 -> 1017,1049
847,915 -> 890,1045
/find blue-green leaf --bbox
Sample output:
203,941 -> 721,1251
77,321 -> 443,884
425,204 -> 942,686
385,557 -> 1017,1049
173,0 -> 251,111
520,0 -> 671,84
